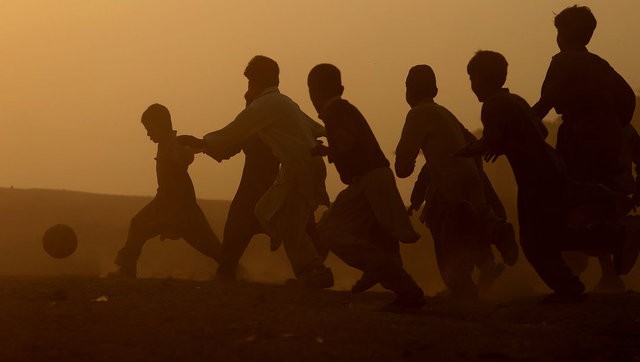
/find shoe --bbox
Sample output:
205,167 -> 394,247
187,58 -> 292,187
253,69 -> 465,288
380,294 -> 426,312
493,222 -> 519,266
351,271 -> 379,293
269,237 -> 282,252
477,262 -> 506,294
614,224 -> 640,275
540,291 -> 587,305
594,275 -> 626,294
214,269 -> 236,282
285,266 -> 334,289
107,264 -> 137,279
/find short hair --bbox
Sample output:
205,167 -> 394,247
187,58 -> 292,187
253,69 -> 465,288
406,64 -> 437,98
307,63 -> 343,96
467,50 -> 508,88
244,55 -> 279,87
141,103 -> 172,130
554,5 -> 597,46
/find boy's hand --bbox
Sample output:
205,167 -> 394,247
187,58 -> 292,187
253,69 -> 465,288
452,139 -> 490,158
483,150 -> 501,163
177,135 -> 205,152
310,141 -> 329,157
407,203 -> 420,216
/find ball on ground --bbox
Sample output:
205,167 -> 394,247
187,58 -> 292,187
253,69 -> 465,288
42,224 -> 78,259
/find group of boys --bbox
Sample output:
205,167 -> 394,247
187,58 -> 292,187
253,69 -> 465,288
111,5 -> 639,308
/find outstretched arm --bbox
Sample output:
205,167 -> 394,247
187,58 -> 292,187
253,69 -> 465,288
203,105 -> 269,161
408,164 -> 431,215
395,109 -> 429,178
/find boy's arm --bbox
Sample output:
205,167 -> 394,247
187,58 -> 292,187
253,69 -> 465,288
303,112 -> 327,138
532,57 -> 565,119
408,163 -> 431,215
395,108 -> 429,178
174,143 -> 196,166
322,104 -> 359,162
454,101 -> 509,159
629,126 -> 640,204
203,105 -> 270,161
611,68 -> 636,126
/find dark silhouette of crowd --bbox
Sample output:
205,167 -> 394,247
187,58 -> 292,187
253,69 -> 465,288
110,5 -> 639,309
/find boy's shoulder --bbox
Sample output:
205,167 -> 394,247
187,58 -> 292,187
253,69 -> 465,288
482,90 -> 529,115
551,50 -> 610,69
321,98 -> 361,121
409,100 -> 449,117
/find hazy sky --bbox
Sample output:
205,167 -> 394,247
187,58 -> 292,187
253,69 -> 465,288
1,0 -> 639,200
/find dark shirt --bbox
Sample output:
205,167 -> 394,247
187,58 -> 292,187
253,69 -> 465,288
155,134 -> 197,208
481,89 -> 567,195
533,49 -> 635,126
319,98 -> 389,184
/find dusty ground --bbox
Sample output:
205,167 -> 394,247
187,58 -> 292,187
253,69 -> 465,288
1,276 -> 639,362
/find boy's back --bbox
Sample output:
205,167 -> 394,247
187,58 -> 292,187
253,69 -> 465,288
397,100 -> 485,206
538,50 -> 635,126
320,98 -> 389,185
155,133 -> 197,208
483,89 -> 566,193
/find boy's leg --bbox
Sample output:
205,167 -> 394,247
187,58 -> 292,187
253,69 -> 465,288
180,205 -> 222,263
362,167 -> 420,244
114,202 -> 162,277
594,255 -> 626,293
319,185 -> 424,306
520,239 -> 585,297
262,192 -> 332,287
429,211 -> 477,299
217,184 -> 269,280
473,243 -> 506,294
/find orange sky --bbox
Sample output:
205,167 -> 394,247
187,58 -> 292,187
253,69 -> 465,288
1,1 -> 638,200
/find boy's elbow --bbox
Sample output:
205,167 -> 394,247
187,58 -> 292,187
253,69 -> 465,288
394,159 -> 414,178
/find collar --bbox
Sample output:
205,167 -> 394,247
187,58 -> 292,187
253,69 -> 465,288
258,86 -> 279,98
412,98 -> 434,109
319,96 -> 342,117
485,88 -> 510,102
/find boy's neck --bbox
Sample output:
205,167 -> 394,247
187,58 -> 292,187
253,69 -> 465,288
157,130 -> 177,143
411,97 -> 434,108
481,87 -> 506,102
560,45 -> 588,52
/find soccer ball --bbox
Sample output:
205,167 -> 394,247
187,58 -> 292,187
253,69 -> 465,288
42,224 -> 78,259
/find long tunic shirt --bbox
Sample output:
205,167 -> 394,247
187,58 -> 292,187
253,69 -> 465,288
395,99 -> 487,209
532,49 -> 636,189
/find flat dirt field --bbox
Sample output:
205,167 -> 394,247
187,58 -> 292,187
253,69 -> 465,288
1,276 -> 639,362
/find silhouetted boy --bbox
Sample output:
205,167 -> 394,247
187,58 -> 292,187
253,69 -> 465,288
533,5 -> 635,191
180,56 -> 333,288
214,91 -> 280,281
112,104 -> 221,277
459,51 -> 640,302
532,5 -> 637,292
395,65 -> 517,298
308,63 -> 424,309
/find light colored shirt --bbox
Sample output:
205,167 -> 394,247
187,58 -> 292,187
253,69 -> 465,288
395,99 -> 485,206
203,87 -> 328,224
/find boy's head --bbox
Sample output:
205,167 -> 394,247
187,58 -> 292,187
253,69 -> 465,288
405,65 -> 438,108
554,5 -> 597,50
307,63 -> 344,114
467,50 -> 508,102
244,55 -> 279,101
141,104 -> 173,143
